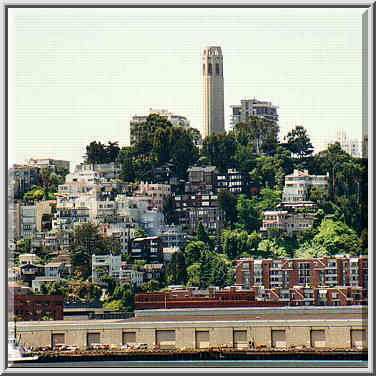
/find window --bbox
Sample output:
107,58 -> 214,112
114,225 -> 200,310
208,63 -> 212,75
215,63 -> 220,75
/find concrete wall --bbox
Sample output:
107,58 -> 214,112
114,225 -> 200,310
15,319 -> 367,351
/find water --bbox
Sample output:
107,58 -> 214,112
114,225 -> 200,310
11,360 -> 368,368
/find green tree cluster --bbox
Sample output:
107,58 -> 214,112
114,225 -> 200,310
85,141 -> 120,165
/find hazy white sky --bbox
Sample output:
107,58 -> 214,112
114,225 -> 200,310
8,7 -> 364,170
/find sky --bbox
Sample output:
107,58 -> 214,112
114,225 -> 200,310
8,7 -> 365,171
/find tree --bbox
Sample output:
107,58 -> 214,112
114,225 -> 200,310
153,128 -> 171,164
311,218 -> 361,256
186,263 -> 201,287
107,282 -> 134,311
257,239 -> 287,259
117,147 -> 136,182
232,116 -> 279,155
105,141 -> 120,163
134,227 -> 147,238
101,275 -> 117,296
141,279 -> 160,293
168,126 -> 199,180
84,140 -> 120,164
217,190 -> 238,228
198,249 -> 213,288
201,133 -> 236,172
134,114 -> 172,156
166,251 -> 187,285
285,125 -> 313,158
236,195 -> 260,233
184,241 -> 207,266
84,141 -> 107,164
70,223 -> 117,280
162,195 -> 179,225
256,188 -> 282,212
210,257 -> 230,288
196,222 -> 211,244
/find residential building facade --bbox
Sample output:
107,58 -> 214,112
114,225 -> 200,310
260,210 -> 314,236
235,256 -> 368,306
91,254 -> 122,285
175,193 -> 225,234
230,98 -> 279,129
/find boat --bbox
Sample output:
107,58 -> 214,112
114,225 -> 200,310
8,337 -> 39,363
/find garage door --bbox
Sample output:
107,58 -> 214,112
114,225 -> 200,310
87,333 -> 100,348
271,330 -> 286,348
51,333 -> 65,346
310,330 -> 326,348
195,331 -> 209,349
233,330 -> 248,349
351,330 -> 366,349
156,330 -> 176,349
122,332 -> 136,346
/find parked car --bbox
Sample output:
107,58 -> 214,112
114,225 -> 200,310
66,345 -> 79,352
137,343 -> 148,350
121,344 -> 131,350
90,343 -> 103,350
53,344 -> 67,351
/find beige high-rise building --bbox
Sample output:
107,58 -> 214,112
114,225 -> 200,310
202,46 -> 225,138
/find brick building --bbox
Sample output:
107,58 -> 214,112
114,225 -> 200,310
135,286 -> 284,310
236,256 -> 368,289
9,293 -> 64,321
236,256 -> 368,306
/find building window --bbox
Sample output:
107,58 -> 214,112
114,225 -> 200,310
208,63 -> 212,75
216,63 -> 220,75
203,64 -> 205,75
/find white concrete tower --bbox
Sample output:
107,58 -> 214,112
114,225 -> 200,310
202,46 -> 225,138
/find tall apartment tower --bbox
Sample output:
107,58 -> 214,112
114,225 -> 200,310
202,46 -> 225,138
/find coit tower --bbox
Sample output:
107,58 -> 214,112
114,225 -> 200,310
202,46 -> 225,138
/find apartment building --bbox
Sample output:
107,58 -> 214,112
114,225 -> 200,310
142,263 -> 166,282
19,253 -> 41,266
260,210 -> 314,236
70,162 -> 120,181
282,169 -> 329,202
8,164 -> 40,198
129,236 -> 163,264
185,166 -> 218,194
20,205 -> 37,239
135,182 -> 171,211
216,168 -> 245,194
252,285 -> 367,307
91,254 -> 122,285
235,256 -> 368,306
28,158 -> 70,172
175,193 -> 225,234
121,268 -> 144,286
9,202 -> 21,240
328,130 -> 360,158
229,98 -> 279,129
